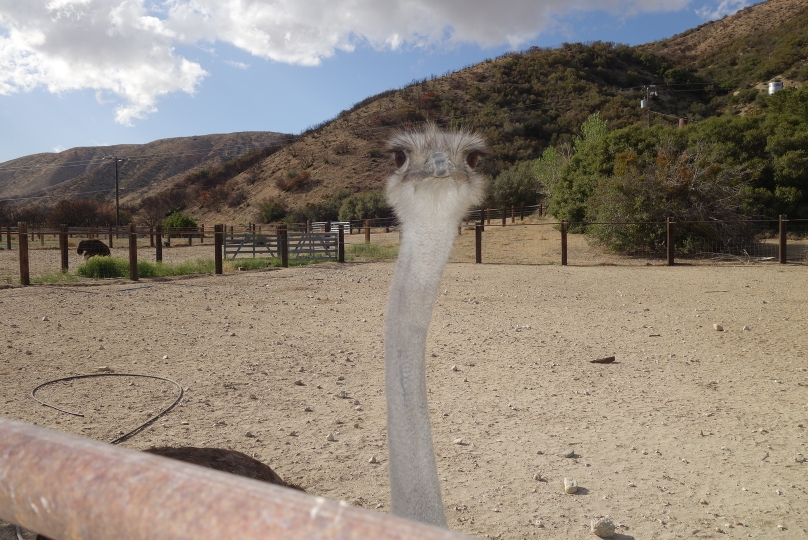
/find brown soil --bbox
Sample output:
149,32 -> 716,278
2,236 -> 808,539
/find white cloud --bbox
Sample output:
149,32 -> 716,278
0,0 -> 693,123
224,60 -> 250,70
695,0 -> 749,20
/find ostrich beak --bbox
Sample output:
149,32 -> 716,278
423,152 -> 456,178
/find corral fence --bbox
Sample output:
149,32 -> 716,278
461,214 -> 808,266
1,211 -> 805,284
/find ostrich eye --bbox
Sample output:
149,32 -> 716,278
466,152 -> 480,169
394,150 -> 406,168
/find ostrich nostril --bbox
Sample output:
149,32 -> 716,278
429,152 -> 453,177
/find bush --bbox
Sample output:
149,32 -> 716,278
487,160 -> 545,208
338,190 -> 392,221
162,212 -> 198,230
76,256 -> 130,279
257,198 -> 287,223
275,170 -> 312,192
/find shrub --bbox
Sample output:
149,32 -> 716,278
76,256 -> 130,279
275,170 -> 312,192
338,190 -> 392,221
162,212 -> 198,230
257,198 -> 287,223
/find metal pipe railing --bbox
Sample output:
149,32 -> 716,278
0,417 -> 470,540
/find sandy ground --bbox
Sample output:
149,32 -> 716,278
1,250 -> 807,539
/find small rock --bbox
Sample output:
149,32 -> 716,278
590,516 -> 616,538
368,455 -> 378,464
742,325 -> 750,331
561,448 -> 575,458
94,366 -> 113,373
453,437 -> 465,445
287,430 -> 297,437
353,399 -> 360,405
699,498 -> 708,505
563,477 -> 578,494
250,394 -> 258,400
451,365 -> 459,372
304,407 -> 313,412
713,324 -> 723,331
162,355 -> 169,360
326,433 -> 335,442
795,454 -> 805,463
41,316 -> 49,321
98,345 -> 105,350
533,473 -> 542,481
627,482 -> 636,487
294,380 -> 305,386
337,390 -> 348,398
229,332 -> 236,337
245,431 -> 255,438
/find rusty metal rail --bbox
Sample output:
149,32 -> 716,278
0,417 -> 470,540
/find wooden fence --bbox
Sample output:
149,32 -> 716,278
3,213 -> 805,285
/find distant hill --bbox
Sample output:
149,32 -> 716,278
2,0 -> 807,227
643,0 -> 808,88
0,131 -> 289,204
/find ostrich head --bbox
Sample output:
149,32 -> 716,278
383,123 -> 488,528
385,123 -> 488,227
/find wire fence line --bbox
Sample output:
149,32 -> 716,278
0,215 -> 805,284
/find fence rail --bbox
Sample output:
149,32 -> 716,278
1,215 -> 805,285
0,417 -> 468,540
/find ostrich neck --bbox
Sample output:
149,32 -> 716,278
385,217 -> 457,528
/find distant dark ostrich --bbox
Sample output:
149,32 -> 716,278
76,239 -> 111,259
141,446 -> 303,490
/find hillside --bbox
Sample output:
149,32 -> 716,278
643,0 -> 808,88
0,131 -> 289,205
2,0 -> 808,227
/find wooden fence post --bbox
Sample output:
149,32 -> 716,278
108,227 -> 113,249
538,204 -> 543,218
325,221 -> 331,233
40,230 -> 45,247
156,225 -> 163,263
60,225 -> 68,272
200,224 -> 205,244
520,206 -> 525,221
18,222 -> 29,286
149,226 -> 154,247
779,214 -> 787,264
667,217 -> 675,266
511,205 -> 515,224
128,224 -> 138,281
486,208 -> 491,226
6,225 -> 11,250
475,224 -> 482,264
279,224 -> 289,268
561,220 -> 568,266
338,225 -> 345,263
364,219 -> 371,244
501,207 -> 506,227
214,224 -> 223,275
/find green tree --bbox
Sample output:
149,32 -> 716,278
488,160 -> 545,208
338,190 -> 392,221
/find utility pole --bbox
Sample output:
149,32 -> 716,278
104,156 -> 127,237
641,85 -> 657,128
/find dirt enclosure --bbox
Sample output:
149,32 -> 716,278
1,245 -> 807,538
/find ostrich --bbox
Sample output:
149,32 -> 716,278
384,123 -> 488,527
30,123 -> 486,538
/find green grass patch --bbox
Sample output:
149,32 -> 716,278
346,243 -> 399,260
76,255 -> 326,280
76,256 -> 131,279
31,271 -> 78,284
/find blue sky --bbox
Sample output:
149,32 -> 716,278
0,0 -> 755,164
